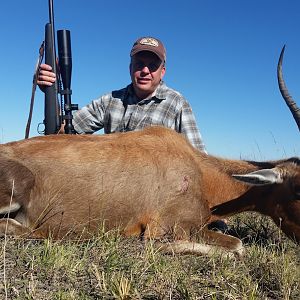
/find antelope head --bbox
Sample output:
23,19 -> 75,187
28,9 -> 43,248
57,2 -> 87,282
233,47 -> 300,242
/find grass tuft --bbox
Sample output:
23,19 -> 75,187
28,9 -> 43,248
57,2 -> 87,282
0,212 -> 299,299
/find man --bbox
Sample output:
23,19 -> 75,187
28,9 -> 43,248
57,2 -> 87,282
38,36 -> 207,153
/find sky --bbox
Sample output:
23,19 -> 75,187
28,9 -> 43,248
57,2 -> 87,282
0,0 -> 299,160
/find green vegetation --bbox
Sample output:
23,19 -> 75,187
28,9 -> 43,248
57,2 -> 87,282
0,213 -> 299,299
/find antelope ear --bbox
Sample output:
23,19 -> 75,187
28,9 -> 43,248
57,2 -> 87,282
232,169 -> 283,186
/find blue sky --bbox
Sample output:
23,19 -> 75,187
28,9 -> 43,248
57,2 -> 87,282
0,0 -> 299,159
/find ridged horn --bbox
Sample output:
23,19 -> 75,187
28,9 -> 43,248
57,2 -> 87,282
277,45 -> 300,132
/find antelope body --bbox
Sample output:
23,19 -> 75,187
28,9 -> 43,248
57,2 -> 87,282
0,47 -> 299,257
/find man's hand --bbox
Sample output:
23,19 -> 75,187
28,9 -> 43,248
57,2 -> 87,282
37,64 -> 56,92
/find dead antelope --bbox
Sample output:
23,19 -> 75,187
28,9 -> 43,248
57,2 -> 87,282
0,47 -> 299,258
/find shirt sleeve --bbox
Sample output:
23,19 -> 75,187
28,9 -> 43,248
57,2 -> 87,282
72,97 -> 106,134
176,101 -> 207,154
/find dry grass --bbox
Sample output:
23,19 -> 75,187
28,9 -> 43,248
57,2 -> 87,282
0,212 -> 299,299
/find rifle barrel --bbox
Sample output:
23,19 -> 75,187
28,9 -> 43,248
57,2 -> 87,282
44,0 -> 60,134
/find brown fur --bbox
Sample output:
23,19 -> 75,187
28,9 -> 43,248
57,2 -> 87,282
0,127 -> 299,257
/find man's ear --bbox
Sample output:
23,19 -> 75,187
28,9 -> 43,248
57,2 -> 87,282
161,65 -> 166,79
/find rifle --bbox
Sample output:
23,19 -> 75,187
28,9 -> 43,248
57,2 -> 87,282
26,0 -> 77,138
45,0 -> 78,134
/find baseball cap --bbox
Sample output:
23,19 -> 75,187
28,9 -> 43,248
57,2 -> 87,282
130,37 -> 166,62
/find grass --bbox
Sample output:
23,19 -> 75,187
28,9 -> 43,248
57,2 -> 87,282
0,213 -> 299,299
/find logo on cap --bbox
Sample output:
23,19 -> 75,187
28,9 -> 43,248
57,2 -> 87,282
139,38 -> 159,47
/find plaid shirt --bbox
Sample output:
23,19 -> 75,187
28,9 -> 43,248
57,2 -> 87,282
73,81 -> 207,152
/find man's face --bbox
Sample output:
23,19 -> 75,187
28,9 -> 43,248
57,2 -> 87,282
130,51 -> 166,100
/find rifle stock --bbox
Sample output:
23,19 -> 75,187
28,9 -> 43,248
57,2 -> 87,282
44,22 -> 61,134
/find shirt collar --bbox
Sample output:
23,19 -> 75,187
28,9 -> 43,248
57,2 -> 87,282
127,81 -> 167,102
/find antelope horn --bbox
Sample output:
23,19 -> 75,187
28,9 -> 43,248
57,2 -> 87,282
277,45 -> 300,132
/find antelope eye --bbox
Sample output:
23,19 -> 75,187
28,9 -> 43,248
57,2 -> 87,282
291,181 -> 300,198
294,187 -> 300,199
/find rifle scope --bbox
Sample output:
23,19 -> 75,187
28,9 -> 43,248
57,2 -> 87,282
57,30 -> 78,134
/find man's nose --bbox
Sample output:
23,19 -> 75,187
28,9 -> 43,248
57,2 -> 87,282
140,65 -> 150,73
